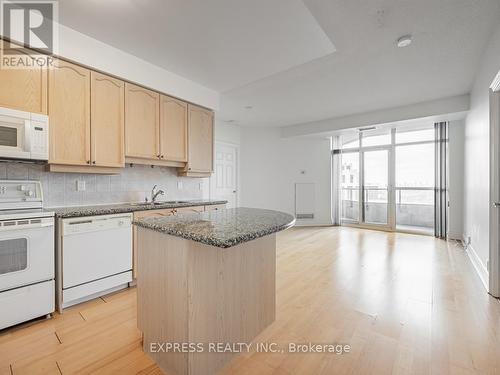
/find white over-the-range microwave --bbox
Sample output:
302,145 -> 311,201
0,106 -> 49,161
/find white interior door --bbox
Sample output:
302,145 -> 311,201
210,142 -> 239,208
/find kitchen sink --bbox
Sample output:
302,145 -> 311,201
130,202 -> 163,207
130,200 -> 189,207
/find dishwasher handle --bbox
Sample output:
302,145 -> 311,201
62,214 -> 132,236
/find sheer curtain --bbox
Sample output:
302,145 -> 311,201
434,122 -> 449,239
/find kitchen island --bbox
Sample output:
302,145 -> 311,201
134,207 -> 295,375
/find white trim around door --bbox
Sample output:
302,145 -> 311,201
209,141 -> 240,208
489,76 -> 500,297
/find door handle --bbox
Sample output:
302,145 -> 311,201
494,202 -> 500,207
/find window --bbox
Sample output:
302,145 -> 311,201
396,128 -> 434,144
334,124 -> 436,233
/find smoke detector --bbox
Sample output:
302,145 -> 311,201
396,35 -> 412,48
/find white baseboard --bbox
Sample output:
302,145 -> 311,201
447,232 -> 463,241
463,235 -> 489,292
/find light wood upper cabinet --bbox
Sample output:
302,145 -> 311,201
159,95 -> 187,162
125,83 -> 159,160
186,104 -> 214,174
91,72 -> 125,168
0,41 -> 47,114
48,59 -> 91,166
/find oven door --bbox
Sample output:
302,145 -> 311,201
0,217 -> 54,292
0,112 -> 30,159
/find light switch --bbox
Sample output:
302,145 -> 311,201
76,180 -> 86,191
177,181 -> 183,190
198,182 -> 204,190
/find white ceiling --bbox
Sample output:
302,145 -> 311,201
58,0 -> 500,128
57,0 -> 335,92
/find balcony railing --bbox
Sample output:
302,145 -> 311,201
340,187 -> 434,230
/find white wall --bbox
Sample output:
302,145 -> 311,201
464,23 -> 500,279
448,119 -> 465,240
2,24 -> 219,110
239,127 -> 331,226
215,121 -> 241,145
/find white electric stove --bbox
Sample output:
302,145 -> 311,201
0,180 -> 55,330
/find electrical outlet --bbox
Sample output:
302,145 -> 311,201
198,182 -> 204,190
177,181 -> 183,190
76,180 -> 86,191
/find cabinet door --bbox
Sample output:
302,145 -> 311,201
0,41 -> 47,114
132,209 -> 175,279
91,72 -> 125,168
205,204 -> 226,212
175,206 -> 205,214
125,83 -> 159,160
159,95 -> 187,162
187,104 -> 214,173
48,59 -> 91,165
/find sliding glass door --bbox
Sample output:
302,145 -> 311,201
337,126 -> 436,234
340,152 -> 360,223
362,149 -> 390,226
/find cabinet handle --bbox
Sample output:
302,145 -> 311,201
92,161 -> 96,165
157,154 -> 161,159
188,167 -> 192,171
86,160 -> 90,164
161,155 -> 164,159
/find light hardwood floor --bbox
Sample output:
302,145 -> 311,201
1,227 -> 499,374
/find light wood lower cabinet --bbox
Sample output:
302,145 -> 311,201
48,59 -> 91,166
132,205 -> 210,279
0,40 -> 48,114
175,206 -> 205,214
125,83 -> 160,161
205,204 -> 226,211
91,72 -> 125,168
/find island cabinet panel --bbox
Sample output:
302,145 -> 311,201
48,59 -> 91,166
180,104 -> 214,176
125,83 -> 160,160
204,204 -> 226,212
90,71 -> 125,168
132,208 -> 177,279
160,95 -> 188,162
136,229 -> 276,375
0,41 -> 48,114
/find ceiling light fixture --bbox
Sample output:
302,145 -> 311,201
396,35 -> 412,48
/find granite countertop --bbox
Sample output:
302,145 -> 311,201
50,200 -> 227,218
134,207 -> 296,248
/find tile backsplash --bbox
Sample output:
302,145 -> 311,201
0,162 -> 210,208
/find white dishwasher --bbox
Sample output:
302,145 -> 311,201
60,213 -> 133,309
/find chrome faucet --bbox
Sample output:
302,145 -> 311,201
151,185 -> 165,203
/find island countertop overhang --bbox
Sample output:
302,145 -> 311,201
133,207 -> 295,248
